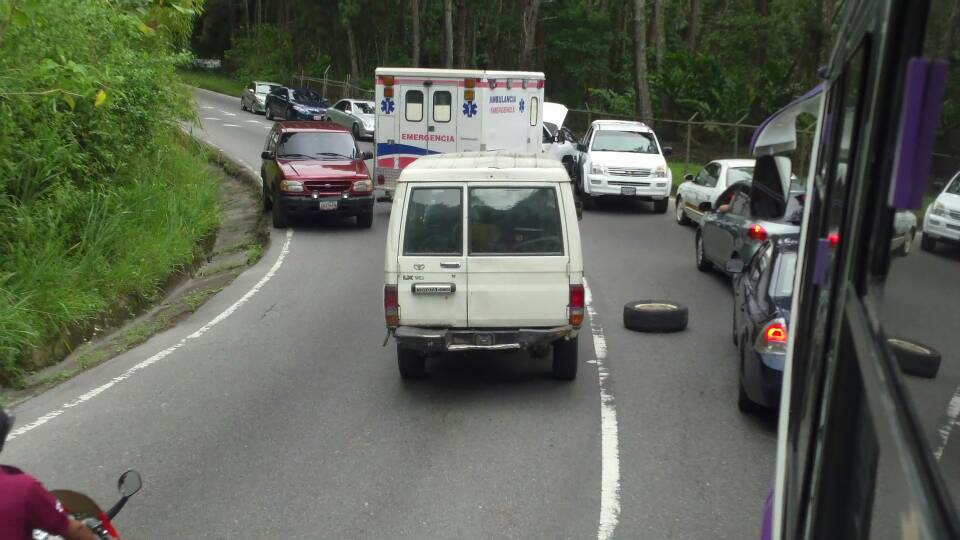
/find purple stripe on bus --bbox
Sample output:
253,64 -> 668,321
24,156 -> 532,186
813,238 -> 829,286
760,485 -> 774,540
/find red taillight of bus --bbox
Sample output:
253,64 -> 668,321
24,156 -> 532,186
384,285 -> 399,328
569,284 -> 585,327
748,223 -> 768,242
827,232 -> 840,247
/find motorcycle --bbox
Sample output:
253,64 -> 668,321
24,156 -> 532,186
33,469 -> 143,540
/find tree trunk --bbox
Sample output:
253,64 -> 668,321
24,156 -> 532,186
634,0 -> 653,123
943,0 -> 959,59
688,0 -> 700,53
346,22 -> 360,83
654,0 -> 665,72
456,0 -> 467,68
519,0 -> 542,69
443,0 -> 454,68
411,0 -> 420,67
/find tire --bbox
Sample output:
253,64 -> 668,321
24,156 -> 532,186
695,230 -> 712,272
623,300 -> 688,333
352,123 -> 361,140
240,98 -> 247,112
676,196 -> 691,225
581,192 -> 596,210
271,189 -> 289,228
732,306 -> 738,345
357,211 -> 373,228
261,179 -> 271,212
887,337 -> 941,378
653,198 -> 669,214
920,232 -> 936,252
265,106 -> 273,120
397,346 -> 426,379
552,337 -> 578,380
897,228 -> 915,256
562,159 -> 575,181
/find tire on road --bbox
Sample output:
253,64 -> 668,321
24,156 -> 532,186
397,346 -> 426,379
623,300 -> 688,333
552,337 -> 578,380
652,198 -> 669,214
271,189 -> 289,228
352,123 -> 361,140
265,106 -> 274,120
695,230 -> 712,272
887,337 -> 941,378
676,196 -> 691,225
357,211 -> 373,229
920,232 -> 936,252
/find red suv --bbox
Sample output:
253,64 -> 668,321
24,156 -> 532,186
260,122 -> 375,228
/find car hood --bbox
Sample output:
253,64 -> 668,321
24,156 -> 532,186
543,102 -> 568,129
293,100 -> 327,110
937,191 -> 960,210
279,159 -> 367,178
590,151 -> 665,168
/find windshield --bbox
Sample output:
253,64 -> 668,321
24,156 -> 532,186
728,167 -> 754,184
544,122 -> 558,137
947,174 -> 960,195
355,101 -> 375,114
256,84 -> 278,94
590,130 -> 659,154
292,89 -> 321,102
277,132 -> 357,159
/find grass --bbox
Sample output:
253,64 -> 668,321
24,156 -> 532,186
76,349 -> 107,370
245,244 -> 264,266
0,132 -> 219,386
184,287 -> 222,312
177,68 -> 245,97
669,161 -> 702,192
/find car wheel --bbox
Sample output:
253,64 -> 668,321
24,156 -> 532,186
887,337 -> 941,378
623,300 -> 688,333
738,339 -> 759,413
898,227 -> 915,256
552,337 -> 578,380
265,106 -> 273,120
581,192 -> 596,210
653,198 -> 669,214
562,158 -> 575,181
271,188 -> 289,229
732,306 -> 738,345
695,230 -> 712,272
357,212 -> 373,229
676,196 -> 691,225
352,123 -> 361,140
920,232 -> 936,252
397,346 -> 426,379
240,98 -> 246,112
261,179 -> 271,212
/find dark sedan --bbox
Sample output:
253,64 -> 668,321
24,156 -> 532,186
729,236 -> 798,412
264,87 -> 329,121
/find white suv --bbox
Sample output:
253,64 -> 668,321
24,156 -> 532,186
921,169 -> 960,251
575,120 -> 673,212
384,152 -> 584,380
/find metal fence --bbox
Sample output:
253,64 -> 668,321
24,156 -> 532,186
294,73 -> 374,102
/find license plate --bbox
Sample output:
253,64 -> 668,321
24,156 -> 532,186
318,200 -> 338,211
313,115 -> 323,121
621,187 -> 636,196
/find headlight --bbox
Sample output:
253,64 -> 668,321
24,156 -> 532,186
351,179 -> 373,194
931,202 -> 946,216
279,180 -> 304,192
653,166 -> 667,178
590,163 -> 604,175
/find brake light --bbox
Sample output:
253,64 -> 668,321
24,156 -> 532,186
351,179 -> 373,194
569,284 -> 585,327
755,318 -> 788,354
382,75 -> 395,86
384,285 -> 399,328
464,78 -> 475,89
747,223 -> 768,242
765,324 -> 787,343
827,232 -> 840,247
384,87 -> 394,98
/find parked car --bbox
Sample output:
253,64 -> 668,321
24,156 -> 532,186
264,87 -> 329,121
240,81 -> 282,114
541,102 -> 578,178
325,99 -> 376,139
728,236 -> 798,411
384,152 -> 584,380
675,159 -> 755,226
575,120 -> 673,212
260,122 -> 374,228
921,169 -> 960,252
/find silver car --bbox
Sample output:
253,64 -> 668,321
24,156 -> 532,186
241,81 -> 282,114
325,99 -> 376,139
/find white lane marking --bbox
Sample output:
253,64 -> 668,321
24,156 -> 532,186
263,126 -> 271,129
200,106 -> 215,109
218,110 -> 237,116
8,229 -> 295,441
245,119 -> 264,125
934,385 -> 960,460
222,124 -> 240,127
202,117 -> 221,121
584,278 -> 620,540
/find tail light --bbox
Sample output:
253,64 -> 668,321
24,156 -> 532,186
351,179 -> 373,194
384,285 -> 399,328
755,318 -> 787,354
827,232 -> 840,247
377,174 -> 385,186
569,284 -> 585,327
747,223 -> 768,242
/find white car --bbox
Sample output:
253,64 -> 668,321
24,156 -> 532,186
541,102 -> 578,178
325,99 -> 376,139
921,169 -> 960,252
240,81 -> 282,114
384,152 -> 584,380
675,159 -> 755,225
575,120 -> 673,213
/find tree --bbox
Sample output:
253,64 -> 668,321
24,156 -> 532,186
411,0 -> 420,67
456,0 -> 467,68
519,0 -> 542,69
443,0 -> 453,68
653,0 -> 665,72
688,0 -> 700,53
339,0 -> 360,82
633,0 -> 653,122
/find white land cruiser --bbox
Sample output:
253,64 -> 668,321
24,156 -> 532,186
383,152 -> 585,380
575,120 -> 674,212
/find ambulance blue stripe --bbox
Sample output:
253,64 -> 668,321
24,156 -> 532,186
375,143 -> 441,157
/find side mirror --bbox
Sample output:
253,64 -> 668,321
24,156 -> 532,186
261,151 -> 272,160
575,200 -> 584,221
577,142 -> 586,152
361,151 -> 374,160
699,201 -> 713,213
684,174 -> 694,182
888,337 -> 941,378
662,146 -> 673,157
118,470 -> 143,498
725,259 -> 744,274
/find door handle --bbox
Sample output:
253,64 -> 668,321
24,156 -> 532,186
440,262 -> 461,269
428,125 -> 436,132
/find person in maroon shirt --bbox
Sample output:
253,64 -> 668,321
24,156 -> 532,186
0,409 -> 100,540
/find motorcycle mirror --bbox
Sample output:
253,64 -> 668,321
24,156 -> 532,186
117,470 -> 143,498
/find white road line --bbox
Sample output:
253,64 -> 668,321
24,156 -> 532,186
584,278 -> 620,540
218,110 -> 237,116
223,124 -> 240,127
245,120 -> 264,125
934,385 -> 960,460
8,229 -> 295,441
200,106 -> 215,109
202,117 -> 221,121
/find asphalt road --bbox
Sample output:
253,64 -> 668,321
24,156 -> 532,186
4,88 -> 776,539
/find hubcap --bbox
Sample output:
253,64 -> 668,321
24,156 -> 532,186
697,236 -> 703,263
676,200 -> 683,221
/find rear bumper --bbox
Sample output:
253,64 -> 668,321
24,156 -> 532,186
394,325 -> 577,353
278,194 -> 373,216
586,174 -> 670,199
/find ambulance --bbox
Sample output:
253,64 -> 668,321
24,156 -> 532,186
373,67 -> 546,197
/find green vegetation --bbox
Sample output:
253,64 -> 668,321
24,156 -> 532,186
184,287 -> 222,312
669,162 -> 701,192
178,68 -> 245,97
245,244 -> 264,266
0,0 -> 214,386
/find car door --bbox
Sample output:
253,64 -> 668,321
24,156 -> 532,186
700,162 -> 722,208
702,183 -> 743,263
328,100 -> 345,125
261,127 -> 280,194
399,87 -> 428,164
396,184 -> 468,327
718,188 -> 752,264
466,183 -> 571,327
743,242 -> 772,341
427,87 -> 457,155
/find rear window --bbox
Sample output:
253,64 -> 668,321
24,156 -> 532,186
403,188 -> 463,256
469,187 -> 564,255
770,252 -> 797,298
727,167 -> 754,184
